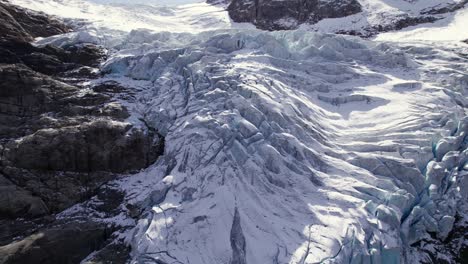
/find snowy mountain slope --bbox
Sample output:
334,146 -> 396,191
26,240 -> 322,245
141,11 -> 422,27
12,0 -> 468,40
6,0 -> 468,263
210,0 -> 461,32
376,6 -> 468,41
306,0 -> 468,38
9,0 -> 241,34
288,0 -> 468,36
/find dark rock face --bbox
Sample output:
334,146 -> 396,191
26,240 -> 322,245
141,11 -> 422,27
0,0 -> 164,214
0,175 -> 49,218
82,243 -> 131,264
0,63 -> 76,121
373,15 -> 438,33
421,0 -> 468,15
0,0 -> 69,42
220,0 -> 468,36
227,0 -> 362,30
4,120 -> 162,174
0,2 -> 163,263
0,39 -> 104,74
0,222 -> 111,264
0,61 -> 163,214
413,214 -> 468,264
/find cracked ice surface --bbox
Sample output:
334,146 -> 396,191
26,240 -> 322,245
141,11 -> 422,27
96,30 -> 467,263
11,0 -> 468,261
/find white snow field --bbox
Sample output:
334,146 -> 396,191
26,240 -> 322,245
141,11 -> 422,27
10,0 -> 468,263
10,0 -> 240,34
376,6 -> 468,41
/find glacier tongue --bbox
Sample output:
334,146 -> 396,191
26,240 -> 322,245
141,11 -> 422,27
82,29 -> 466,263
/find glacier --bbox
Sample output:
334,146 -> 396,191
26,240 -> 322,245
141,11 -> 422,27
99,30 -> 466,263
8,0 -> 468,263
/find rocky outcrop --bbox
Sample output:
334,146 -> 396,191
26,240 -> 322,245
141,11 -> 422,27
4,120 -> 162,174
0,63 -> 76,122
420,0 -> 468,15
0,0 -> 69,42
82,243 -> 131,264
227,0 -> 362,30
219,0 -> 467,36
0,118 -> 163,213
0,175 -> 49,218
0,222 -> 111,264
0,2 -> 164,263
0,39 -> 104,74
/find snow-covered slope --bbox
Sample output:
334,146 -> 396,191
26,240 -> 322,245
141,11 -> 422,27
303,0 -> 468,37
221,0 -> 468,35
8,0 -> 468,263
12,0 -> 468,39
376,6 -> 468,41
10,0 -> 242,34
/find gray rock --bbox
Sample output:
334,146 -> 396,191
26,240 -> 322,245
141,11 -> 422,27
64,44 -> 106,68
0,3 -> 163,264
0,1 -> 69,42
82,242 -> 130,264
20,52 -> 74,75
0,222 -> 110,264
0,63 -> 77,118
0,119 -> 163,213
0,167 -> 115,213
227,0 -> 362,30
4,120 -> 163,173
0,175 -> 49,218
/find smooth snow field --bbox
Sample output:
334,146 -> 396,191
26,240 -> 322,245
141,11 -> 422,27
9,0 -> 468,263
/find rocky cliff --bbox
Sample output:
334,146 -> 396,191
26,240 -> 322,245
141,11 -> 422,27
227,0 -> 362,30
219,0 -> 468,35
0,1 -> 164,263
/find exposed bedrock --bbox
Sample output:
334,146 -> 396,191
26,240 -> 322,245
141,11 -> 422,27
1,125 -> 163,215
219,0 -> 468,35
0,39 -> 104,74
0,221 -> 112,264
227,0 -> 362,30
0,175 -> 49,219
0,2 -> 165,263
4,120 -> 163,174
0,0 -> 70,42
